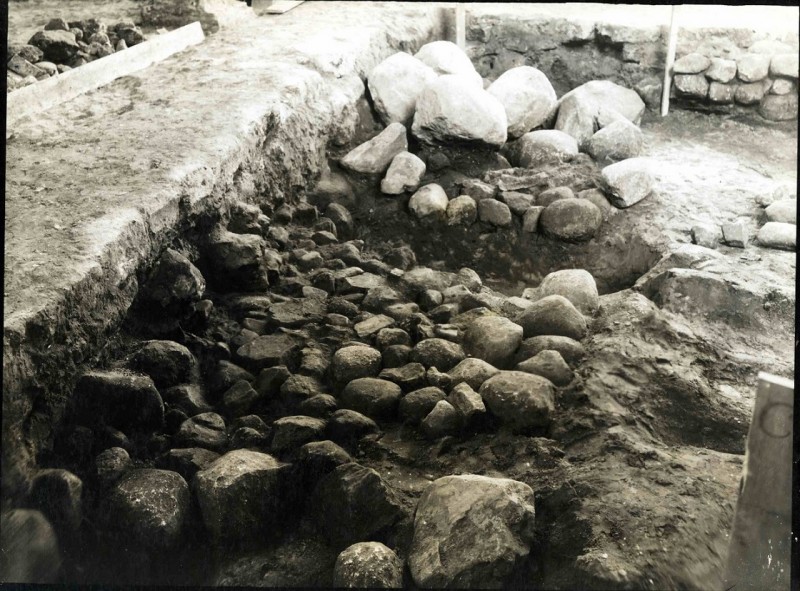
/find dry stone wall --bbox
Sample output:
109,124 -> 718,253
466,13 -> 799,121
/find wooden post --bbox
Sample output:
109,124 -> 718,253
661,5 -> 679,117
722,372 -> 793,590
456,3 -> 466,50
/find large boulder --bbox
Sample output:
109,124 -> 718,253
508,130 -> 578,168
462,316 -> 523,369
310,463 -> 404,548
101,469 -> 190,550
558,80 -> 646,125
368,52 -> 438,124
601,157 -> 655,208
534,269 -> 599,315
479,371 -> 556,431
554,93 -> 597,149
765,199 -> 797,224
414,40 -> 482,85
75,371 -> 164,432
409,474 -> 536,588
487,66 -> 558,138
28,30 -> 79,62
515,294 -> 587,340
138,248 -> 205,313
757,222 -> 796,250
412,75 -> 508,147
334,542 -> 404,588
539,199 -> 603,242
194,450 -> 291,545
340,123 -> 408,175
586,118 -> 643,162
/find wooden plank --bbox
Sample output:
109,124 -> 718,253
456,4 -> 466,50
661,5 -> 679,117
265,0 -> 304,15
7,22 -> 205,127
722,372 -> 793,591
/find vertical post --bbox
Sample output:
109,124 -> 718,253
661,5 -> 679,117
456,3 -> 466,50
722,372 -> 793,591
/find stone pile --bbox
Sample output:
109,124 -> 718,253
338,41 -> 655,246
671,51 -> 799,120
7,18 -> 148,92
3,175 -> 605,585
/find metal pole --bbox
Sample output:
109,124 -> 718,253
661,5 -> 679,117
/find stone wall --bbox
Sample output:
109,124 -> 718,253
465,10 -> 799,120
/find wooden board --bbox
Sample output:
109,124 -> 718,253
7,22 -> 205,127
722,372 -> 793,590
264,0 -> 304,15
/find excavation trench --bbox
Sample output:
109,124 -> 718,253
4,4 -> 796,588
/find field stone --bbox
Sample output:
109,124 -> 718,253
332,346 -> 382,386
375,328 -> 412,349
409,183 -> 449,219
298,394 -> 338,418
765,200 -> 797,224
515,294 -> 587,340
8,43 -> 44,63
28,30 -> 80,62
487,66 -> 558,138
757,222 -> 796,250
536,269 -> 599,315
522,206 -> 545,233
421,400 -> 461,438
770,53 -> 799,78
2,509 -> 60,583
298,440 -> 353,484
706,57 -> 737,82
409,474 -> 536,588
770,79 -> 795,95
735,82 -> 768,105
379,362 -> 427,391
131,340 -> 195,389
399,387 -> 446,424
537,186 -> 574,207
158,448 -> 219,483
7,55 -> 47,79
28,469 -> 83,535
479,371 -> 556,431
602,157 -> 655,208
673,53 -> 711,74
381,151 -> 426,194
206,229 -> 269,291
708,82 -> 736,104
414,40 -> 482,83
500,191 -> 535,216
737,53 -> 771,82
447,359 -> 499,393
722,221 -> 748,248
271,416 -> 327,453
759,94 -> 799,121
223,379 -> 262,417
326,409 -> 381,447
448,382 -> 486,423
554,93 -> 597,149
102,469 -> 190,549
516,350 -> 574,386
280,375 -> 326,407
310,463 -> 404,549
340,378 -> 402,420
368,52 -> 437,124
341,122 -> 408,174
75,371 -> 164,432
515,335 -> 586,366
559,79 -> 646,125
95,447 -> 132,487
235,333 -> 303,373
333,542 -> 404,588
462,316 -> 523,369
412,75 -> 508,147
195,450 -> 290,545
354,314 -> 395,338
478,199 -> 512,227
692,223 -> 723,248
139,248 -> 205,311
674,74 -> 709,98
411,338 -> 466,372
175,412 -> 228,451
446,195 -> 478,226
587,118 -> 643,162
539,198 -> 603,242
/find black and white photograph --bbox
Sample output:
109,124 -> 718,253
2,1 -> 797,588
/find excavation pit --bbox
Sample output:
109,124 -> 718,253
3,2 -> 797,589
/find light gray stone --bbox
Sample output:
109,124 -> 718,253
512,129 -> 579,168
381,151 -> 426,194
334,542 -> 404,588
487,66 -> 557,138
522,206 -> 544,232
462,315 -> 523,369
673,53 -> 711,74
414,40 -> 482,85
691,223 -> 722,248
705,58 -> 737,83
757,222 -> 796,250
587,118 -> 643,162
737,53 -> 771,82
536,269 -> 599,315
765,199 -> 797,224
368,52 -> 438,124
770,53 -> 799,79
446,195 -> 478,226
341,123 -> 408,174
479,371 -> 556,430
602,157 -> 655,208
478,198 -> 512,227
722,221 -> 748,248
